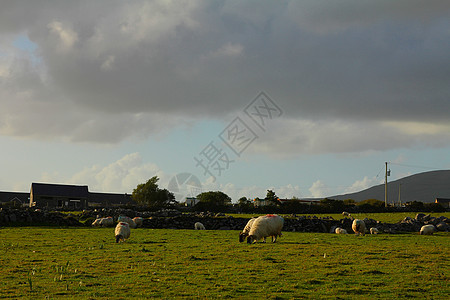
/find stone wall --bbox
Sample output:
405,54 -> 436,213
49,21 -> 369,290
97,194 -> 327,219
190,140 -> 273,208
0,208 -> 448,233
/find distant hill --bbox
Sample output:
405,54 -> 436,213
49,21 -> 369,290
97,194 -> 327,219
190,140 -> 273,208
331,170 -> 450,204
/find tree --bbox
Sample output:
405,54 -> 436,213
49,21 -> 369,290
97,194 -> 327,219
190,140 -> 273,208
132,176 -> 176,209
196,191 -> 232,206
343,199 -> 356,206
265,190 -> 279,206
319,198 -> 345,212
237,196 -> 253,212
279,197 -> 310,214
356,199 -> 385,212
194,191 -> 231,212
238,196 -> 251,206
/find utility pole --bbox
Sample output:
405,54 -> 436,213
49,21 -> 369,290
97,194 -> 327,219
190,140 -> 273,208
384,162 -> 390,207
398,183 -> 402,207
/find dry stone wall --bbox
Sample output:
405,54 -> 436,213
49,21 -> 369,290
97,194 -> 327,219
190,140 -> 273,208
0,208 -> 448,233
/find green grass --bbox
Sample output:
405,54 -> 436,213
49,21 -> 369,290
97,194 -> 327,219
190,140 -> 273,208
0,226 -> 448,299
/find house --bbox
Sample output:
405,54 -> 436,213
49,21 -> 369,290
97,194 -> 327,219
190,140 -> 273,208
30,183 -> 89,209
185,197 -> 199,207
29,182 -> 136,209
253,198 -> 274,207
0,191 -> 30,207
277,198 -> 321,205
88,192 -> 133,207
435,198 -> 450,208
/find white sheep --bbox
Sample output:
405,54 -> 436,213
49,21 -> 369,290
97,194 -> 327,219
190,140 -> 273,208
117,215 -> 136,229
115,222 -> 131,243
91,218 -> 102,227
194,222 -> 206,230
352,219 -> 366,236
370,227 -> 380,235
335,227 -> 348,234
132,217 -> 144,228
239,217 -> 257,242
100,216 -> 114,227
419,224 -> 436,235
342,211 -> 351,218
91,216 -> 114,227
247,214 -> 284,244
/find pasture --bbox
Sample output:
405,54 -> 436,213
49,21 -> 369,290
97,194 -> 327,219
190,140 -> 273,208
1,225 -> 448,299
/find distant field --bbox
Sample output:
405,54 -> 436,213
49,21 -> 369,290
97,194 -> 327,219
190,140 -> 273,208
1,226 -> 448,299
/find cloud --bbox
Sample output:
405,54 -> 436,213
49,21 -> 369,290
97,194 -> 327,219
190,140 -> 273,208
274,184 -> 303,199
287,0 -> 450,34
309,180 -> 328,198
0,0 -> 449,154
206,43 -> 244,59
100,55 -> 115,71
40,153 -> 162,193
246,117 -> 450,157
344,176 -> 381,194
47,21 -> 78,52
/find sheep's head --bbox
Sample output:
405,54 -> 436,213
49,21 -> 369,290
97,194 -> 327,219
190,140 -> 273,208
239,232 -> 247,243
247,235 -> 256,244
115,235 -> 122,243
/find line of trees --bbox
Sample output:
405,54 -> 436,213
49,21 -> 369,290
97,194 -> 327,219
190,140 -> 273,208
131,179 -> 447,213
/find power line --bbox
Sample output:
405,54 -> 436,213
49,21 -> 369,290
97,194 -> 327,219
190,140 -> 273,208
375,165 -> 385,178
389,162 -> 442,171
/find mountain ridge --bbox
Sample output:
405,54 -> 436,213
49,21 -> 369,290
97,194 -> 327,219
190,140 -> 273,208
331,170 -> 450,204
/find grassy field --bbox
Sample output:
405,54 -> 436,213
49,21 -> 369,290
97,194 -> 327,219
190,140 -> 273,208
0,224 -> 449,299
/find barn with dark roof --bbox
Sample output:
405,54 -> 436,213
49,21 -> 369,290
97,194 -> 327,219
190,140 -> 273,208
30,183 -> 89,209
29,182 -> 134,209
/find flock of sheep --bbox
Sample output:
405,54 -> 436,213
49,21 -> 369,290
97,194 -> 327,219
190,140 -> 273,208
338,212 -> 436,236
92,212 -> 438,244
335,211 -> 436,235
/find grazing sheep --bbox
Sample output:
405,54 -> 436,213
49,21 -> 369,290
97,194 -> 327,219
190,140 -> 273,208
420,224 -> 436,235
117,215 -> 136,229
91,217 -> 114,227
132,217 -> 144,228
91,218 -> 102,227
247,214 -> 284,244
194,222 -> 206,230
115,222 -> 131,243
352,219 -> 366,236
239,217 -> 257,242
100,217 -> 114,227
335,227 -> 348,234
342,211 -> 351,218
370,227 -> 380,235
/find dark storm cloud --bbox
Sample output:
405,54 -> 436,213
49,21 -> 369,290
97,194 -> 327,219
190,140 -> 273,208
1,0 -> 449,152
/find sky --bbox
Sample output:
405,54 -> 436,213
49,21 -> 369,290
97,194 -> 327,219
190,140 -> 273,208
1,0 -> 450,203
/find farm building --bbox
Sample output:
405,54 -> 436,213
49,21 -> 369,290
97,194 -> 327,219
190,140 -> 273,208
88,192 -> 133,207
185,197 -> 199,207
28,182 -> 134,209
30,183 -> 89,209
0,191 -> 30,207
277,198 -> 321,205
435,198 -> 450,208
253,198 -> 271,207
